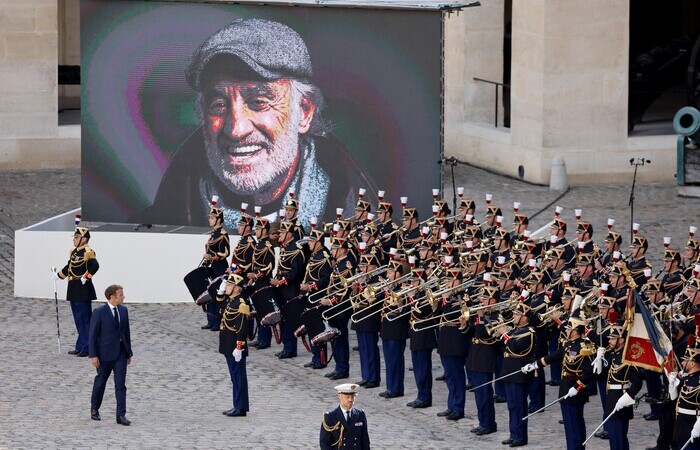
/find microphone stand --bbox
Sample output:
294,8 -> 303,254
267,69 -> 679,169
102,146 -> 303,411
628,158 -> 650,242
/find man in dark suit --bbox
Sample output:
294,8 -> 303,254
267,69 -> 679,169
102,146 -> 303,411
89,284 -> 133,425
320,383 -> 370,450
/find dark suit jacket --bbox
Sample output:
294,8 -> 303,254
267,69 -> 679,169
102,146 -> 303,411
89,303 -> 133,362
320,406 -> 370,450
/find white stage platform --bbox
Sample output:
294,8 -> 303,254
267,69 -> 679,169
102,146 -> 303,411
15,209 -> 241,303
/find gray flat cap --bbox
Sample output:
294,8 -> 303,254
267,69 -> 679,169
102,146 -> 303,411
186,19 -> 313,91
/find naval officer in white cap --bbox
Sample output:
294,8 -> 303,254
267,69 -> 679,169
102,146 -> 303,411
320,383 -> 370,449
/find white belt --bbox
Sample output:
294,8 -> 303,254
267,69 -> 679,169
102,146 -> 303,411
607,383 -> 630,390
678,408 -> 700,416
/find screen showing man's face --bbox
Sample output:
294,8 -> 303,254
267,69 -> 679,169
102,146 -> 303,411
202,77 -> 313,200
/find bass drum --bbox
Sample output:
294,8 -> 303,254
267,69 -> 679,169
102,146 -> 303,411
183,267 -> 211,305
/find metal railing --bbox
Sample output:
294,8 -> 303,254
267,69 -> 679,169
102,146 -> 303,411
473,77 -> 509,128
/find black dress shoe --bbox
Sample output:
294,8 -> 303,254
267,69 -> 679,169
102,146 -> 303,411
494,395 -> 506,403
116,416 -> 131,426
501,439 -> 514,445
325,371 -> 338,378
412,400 -> 431,408
330,372 -> 349,380
435,374 -> 446,381
68,350 -> 80,355
77,351 -> 89,357
304,362 -> 315,368
363,381 -> 380,389
476,428 -> 497,436
248,340 -> 259,347
446,411 -> 464,421
225,409 -> 247,417
278,353 -> 297,359
437,409 -> 453,417
406,400 -> 417,407
311,363 -> 327,369
548,380 -> 560,386
594,430 -> 609,439
210,326 -> 220,331
470,426 -> 484,434
384,392 -> 403,399
466,384 -> 473,390
275,351 -> 284,357
222,408 -> 236,415
201,324 -> 212,330
509,440 -> 526,447
91,409 -> 100,421
256,343 -> 270,349
378,391 -> 389,398
357,380 -> 368,386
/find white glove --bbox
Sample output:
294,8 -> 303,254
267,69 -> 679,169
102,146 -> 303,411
565,387 -> 579,398
592,347 -> 606,375
51,272 -> 60,281
80,276 -> 87,285
521,362 -> 538,373
668,372 -> 680,401
233,348 -> 243,362
692,416 -> 700,442
613,392 -> 635,411
216,280 -> 226,296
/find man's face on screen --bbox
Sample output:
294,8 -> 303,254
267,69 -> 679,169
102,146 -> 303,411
202,76 -> 314,200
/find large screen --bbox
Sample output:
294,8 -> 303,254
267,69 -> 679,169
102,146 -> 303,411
81,0 -> 442,229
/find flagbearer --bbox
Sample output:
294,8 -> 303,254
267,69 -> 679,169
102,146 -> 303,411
670,342 -> 700,450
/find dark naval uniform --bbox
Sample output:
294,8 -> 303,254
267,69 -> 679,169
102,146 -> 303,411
537,337 -> 595,450
501,325 -> 536,445
204,224 -> 230,329
58,244 -> 99,354
673,371 -> 700,450
320,406 -> 370,450
218,293 -> 250,414
605,349 -> 644,450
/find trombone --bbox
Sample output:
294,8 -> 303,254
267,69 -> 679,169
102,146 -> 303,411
349,273 -> 413,324
309,265 -> 387,303
384,278 -> 441,322
410,303 -> 469,332
484,318 -> 514,335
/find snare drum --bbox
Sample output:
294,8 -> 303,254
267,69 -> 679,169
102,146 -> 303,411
301,307 -> 340,346
251,295 -> 281,327
183,267 -> 211,305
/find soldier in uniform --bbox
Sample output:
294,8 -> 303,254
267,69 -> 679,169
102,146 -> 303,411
483,205 -> 502,241
661,249 -> 685,298
683,239 -> 699,281
352,199 -> 372,238
495,302 -> 536,447
574,221 -> 595,255
435,267 -> 471,421
489,227 -> 512,271
283,196 -> 305,242
216,272 -> 250,417
377,201 -> 399,255
511,213 -> 529,242
604,323 -> 644,450
523,271 -> 549,412
596,229 -> 623,274
406,267 -> 437,409
399,207 -> 422,252
201,197 -> 230,331
522,313 -> 596,450
466,286 -> 503,436
247,216 -> 278,349
589,295 -> 618,440
455,198 -> 477,231
53,216 -> 99,357
270,220 -> 308,359
670,342 -> 700,450
350,253 -> 384,389
607,264 -> 631,315
628,234 -> 652,288
546,218 -> 576,269
320,383 -> 370,450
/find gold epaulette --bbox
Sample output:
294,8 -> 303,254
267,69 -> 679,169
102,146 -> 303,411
84,246 -> 96,260
238,302 -> 251,316
579,340 -> 596,357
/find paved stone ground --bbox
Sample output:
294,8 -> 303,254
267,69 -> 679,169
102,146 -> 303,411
1,166 -> 698,449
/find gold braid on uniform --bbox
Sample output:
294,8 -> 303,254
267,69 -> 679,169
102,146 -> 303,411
322,413 -> 344,449
221,297 -> 250,332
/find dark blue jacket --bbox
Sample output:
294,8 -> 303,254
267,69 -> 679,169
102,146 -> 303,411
89,303 -> 133,362
320,406 -> 370,450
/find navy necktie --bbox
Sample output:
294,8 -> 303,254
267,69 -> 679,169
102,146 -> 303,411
112,306 -> 120,328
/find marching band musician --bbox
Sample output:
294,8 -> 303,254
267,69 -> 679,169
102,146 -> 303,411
231,207 -> 256,278
574,221 -> 595,255
644,279 -> 669,423
321,237 -> 355,380
335,219 -> 360,265
522,312 -> 596,450
604,323 -> 644,450
572,252 -> 597,297
483,205 -> 502,241
406,267 -> 437,409
587,295 -> 618,440
351,253 -> 384,389
669,326 -> 700,450
488,227 -> 512,271
351,198 -> 372,238
682,279 -> 700,335
596,229 -> 623,275
455,198 -> 477,232
546,218 -> 576,270
523,271 -> 549,413
399,207 -> 422,251
377,260 -> 411,399
495,302 -> 536,447
200,197 -> 230,331
300,229 -> 334,369
282,196 -> 305,243
435,267 -> 471,422
360,222 -> 387,266
661,249 -> 685,298
606,264 -> 631,315
247,216 -> 278,349
683,239 -> 700,281
216,272 -> 250,417
628,234 -> 652,288
466,285 -> 503,436
511,213 -> 529,243
53,216 -> 99,357
270,220 -> 308,359
376,201 -> 399,255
